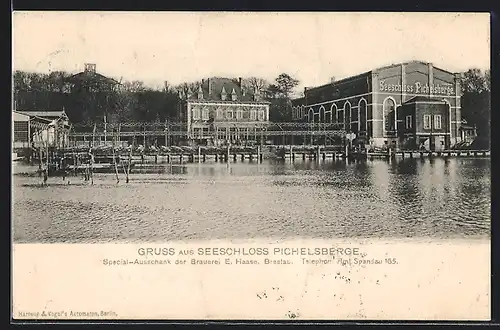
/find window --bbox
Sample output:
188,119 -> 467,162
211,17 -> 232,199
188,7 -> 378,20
202,108 -> 209,120
258,110 -> 265,121
216,108 -> 223,119
337,109 -> 344,124
359,99 -> 367,131
405,115 -> 412,129
192,108 -> 201,120
14,121 -> 29,142
319,106 -> 326,122
423,115 -> 431,129
330,104 -> 337,123
236,109 -> 243,120
344,102 -> 351,127
383,97 -> 396,132
434,115 -> 442,129
226,110 -> 233,119
250,110 -> 257,120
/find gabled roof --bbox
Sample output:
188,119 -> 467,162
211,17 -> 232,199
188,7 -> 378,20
188,77 -> 265,103
15,109 -> 67,118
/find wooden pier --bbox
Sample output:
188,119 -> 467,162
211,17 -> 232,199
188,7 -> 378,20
366,149 -> 491,160
22,144 -> 491,180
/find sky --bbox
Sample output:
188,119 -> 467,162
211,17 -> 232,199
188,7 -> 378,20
12,12 -> 490,91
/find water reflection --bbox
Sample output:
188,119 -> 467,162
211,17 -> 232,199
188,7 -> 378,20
12,157 -> 490,243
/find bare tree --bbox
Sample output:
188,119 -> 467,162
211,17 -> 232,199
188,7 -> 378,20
242,77 -> 269,95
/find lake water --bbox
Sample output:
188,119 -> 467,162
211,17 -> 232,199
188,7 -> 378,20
12,157 -> 491,243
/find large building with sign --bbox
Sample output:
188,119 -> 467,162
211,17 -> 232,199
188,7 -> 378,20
291,60 -> 463,150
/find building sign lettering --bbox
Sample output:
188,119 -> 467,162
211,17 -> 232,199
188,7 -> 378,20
379,81 -> 454,96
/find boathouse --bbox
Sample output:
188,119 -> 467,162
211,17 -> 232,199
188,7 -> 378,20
13,109 -> 71,149
292,61 -> 465,150
179,77 -> 270,146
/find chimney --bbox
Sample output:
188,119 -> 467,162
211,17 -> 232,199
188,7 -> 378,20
207,78 -> 211,95
84,63 -> 96,73
238,77 -> 242,88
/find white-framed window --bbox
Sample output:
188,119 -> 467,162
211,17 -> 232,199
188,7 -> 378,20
192,108 -> 201,120
216,108 -> 223,119
236,109 -> 243,120
226,110 -> 233,119
405,115 -> 412,129
434,115 -> 442,129
423,115 -> 431,129
250,110 -> 257,120
258,110 -> 265,121
202,108 -> 209,120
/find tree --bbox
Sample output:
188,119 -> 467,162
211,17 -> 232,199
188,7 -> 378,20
460,68 -> 490,148
274,73 -> 300,98
174,81 -> 201,99
242,77 -> 269,95
265,73 -> 300,122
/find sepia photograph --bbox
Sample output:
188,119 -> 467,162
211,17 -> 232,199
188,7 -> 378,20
12,11 -> 491,321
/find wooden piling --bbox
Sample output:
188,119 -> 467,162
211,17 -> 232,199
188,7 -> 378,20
112,145 -> 120,184
89,149 -> 94,185
126,146 -> 132,183
198,146 -> 201,163
46,142 -> 49,177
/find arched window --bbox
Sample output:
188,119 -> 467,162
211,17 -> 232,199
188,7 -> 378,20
308,108 -> 314,123
301,106 -> 305,119
325,111 -> 331,123
344,101 -> 351,130
330,104 -> 337,123
319,106 -> 326,123
383,97 -> 396,132
336,105 -> 344,127
358,98 -> 367,132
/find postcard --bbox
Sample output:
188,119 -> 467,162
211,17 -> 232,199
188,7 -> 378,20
12,11 -> 491,321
